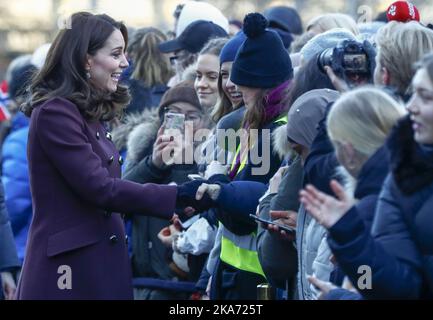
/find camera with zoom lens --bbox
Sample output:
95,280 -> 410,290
317,39 -> 374,85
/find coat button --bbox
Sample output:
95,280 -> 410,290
96,131 -> 100,139
103,211 -> 112,218
125,235 -> 129,245
118,156 -> 124,165
106,132 -> 112,141
109,235 -> 118,244
108,156 -> 114,164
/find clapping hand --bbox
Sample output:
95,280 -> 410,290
299,180 -> 355,229
308,275 -> 338,300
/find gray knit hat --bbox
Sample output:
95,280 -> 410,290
300,28 -> 357,63
286,89 -> 340,148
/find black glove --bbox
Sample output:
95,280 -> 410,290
176,180 -> 216,212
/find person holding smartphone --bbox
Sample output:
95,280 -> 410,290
113,80 -> 210,299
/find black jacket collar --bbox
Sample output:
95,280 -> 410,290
387,115 -> 433,195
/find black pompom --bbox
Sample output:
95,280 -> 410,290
243,13 -> 268,38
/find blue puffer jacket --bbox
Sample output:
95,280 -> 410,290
327,116 -> 433,299
325,145 -> 389,300
1,114 -> 31,262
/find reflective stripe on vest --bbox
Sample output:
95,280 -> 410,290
220,225 -> 265,277
229,115 -> 288,177
222,116 -> 288,277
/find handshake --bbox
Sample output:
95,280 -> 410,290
176,179 -> 222,214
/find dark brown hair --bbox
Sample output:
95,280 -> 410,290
242,85 -> 291,130
21,12 -> 130,121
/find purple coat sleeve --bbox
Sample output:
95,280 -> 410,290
35,101 -> 176,219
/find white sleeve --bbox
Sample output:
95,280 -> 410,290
174,218 -> 218,255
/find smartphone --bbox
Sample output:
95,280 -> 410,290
187,174 -> 205,181
249,214 -> 296,234
164,112 -> 185,135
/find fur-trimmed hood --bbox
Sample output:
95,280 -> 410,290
272,124 -> 293,160
387,115 -> 433,195
112,109 -> 160,166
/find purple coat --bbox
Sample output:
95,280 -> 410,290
16,97 -> 177,300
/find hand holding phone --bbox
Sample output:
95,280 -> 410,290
249,214 -> 296,234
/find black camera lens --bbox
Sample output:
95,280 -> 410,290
317,48 -> 333,73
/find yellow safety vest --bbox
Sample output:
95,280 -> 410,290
221,115 -> 288,277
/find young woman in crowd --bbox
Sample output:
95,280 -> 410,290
178,13 -> 294,299
194,38 -> 228,115
300,55 -> 433,299
256,89 -> 339,299
123,27 -> 173,114
113,81 -> 206,299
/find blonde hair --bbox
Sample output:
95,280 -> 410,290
376,21 -> 433,96
307,13 -> 359,36
128,27 -> 173,86
327,87 -> 406,158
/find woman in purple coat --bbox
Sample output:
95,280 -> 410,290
15,12 -> 182,300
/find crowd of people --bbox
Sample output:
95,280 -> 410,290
1,0 -> 433,300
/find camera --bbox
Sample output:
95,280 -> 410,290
317,39 -> 375,86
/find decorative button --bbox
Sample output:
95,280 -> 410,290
104,211 -> 112,218
118,156 -> 124,165
96,131 -> 100,139
108,156 -> 114,164
106,132 -> 112,141
125,235 -> 129,245
109,235 -> 118,244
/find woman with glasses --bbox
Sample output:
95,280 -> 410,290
114,81 -> 208,299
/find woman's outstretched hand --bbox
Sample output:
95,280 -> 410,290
299,180 -> 355,229
176,180 -> 216,213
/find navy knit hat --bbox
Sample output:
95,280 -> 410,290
263,6 -> 303,35
219,31 -> 247,65
231,13 -> 293,89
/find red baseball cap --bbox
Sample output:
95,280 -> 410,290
387,1 -> 420,22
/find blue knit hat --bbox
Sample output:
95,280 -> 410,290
219,31 -> 247,65
231,13 -> 293,89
